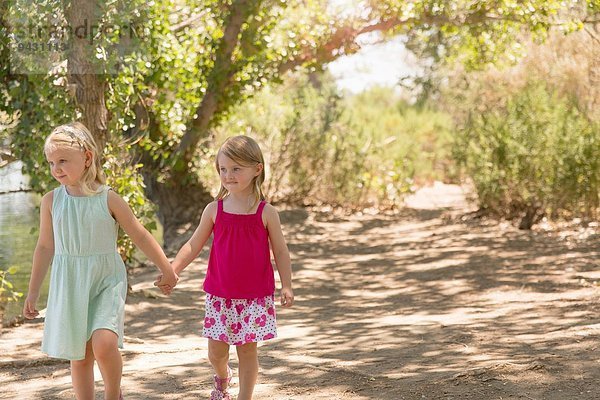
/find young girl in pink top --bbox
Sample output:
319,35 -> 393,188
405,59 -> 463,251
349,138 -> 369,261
166,135 -> 294,400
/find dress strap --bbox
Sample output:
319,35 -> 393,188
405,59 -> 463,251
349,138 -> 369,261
101,185 -> 113,219
217,199 -> 224,215
255,200 -> 266,219
55,185 -> 65,199
102,185 -> 111,197
51,186 -> 65,214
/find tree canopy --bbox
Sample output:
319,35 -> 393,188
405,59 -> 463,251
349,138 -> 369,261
1,0 -> 598,248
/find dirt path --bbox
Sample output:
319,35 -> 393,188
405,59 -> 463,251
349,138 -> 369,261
2,183 -> 600,400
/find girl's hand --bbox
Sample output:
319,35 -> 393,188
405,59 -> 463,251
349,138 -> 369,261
280,287 -> 294,308
154,274 -> 163,288
23,294 -> 40,319
154,273 -> 178,295
160,271 -> 178,291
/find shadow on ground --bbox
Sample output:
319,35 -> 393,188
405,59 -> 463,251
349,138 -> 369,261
2,203 -> 600,399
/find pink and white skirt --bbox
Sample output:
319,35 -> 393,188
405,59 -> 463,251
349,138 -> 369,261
202,293 -> 277,346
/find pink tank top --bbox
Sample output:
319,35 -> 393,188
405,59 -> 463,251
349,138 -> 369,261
203,199 -> 275,299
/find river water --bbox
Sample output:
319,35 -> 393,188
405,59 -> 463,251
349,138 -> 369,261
0,162 -> 47,323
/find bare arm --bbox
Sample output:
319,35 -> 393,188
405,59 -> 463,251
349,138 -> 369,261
171,201 -> 216,276
23,192 -> 55,319
264,204 -> 294,307
108,191 -> 177,288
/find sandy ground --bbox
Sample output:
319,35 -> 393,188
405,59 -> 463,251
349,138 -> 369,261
1,182 -> 600,400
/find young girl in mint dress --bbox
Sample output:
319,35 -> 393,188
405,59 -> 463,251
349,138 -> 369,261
22,122 -> 178,400
167,135 -> 294,400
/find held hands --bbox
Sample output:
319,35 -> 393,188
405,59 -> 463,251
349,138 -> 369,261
280,286 -> 294,308
154,270 -> 179,296
23,294 -> 40,319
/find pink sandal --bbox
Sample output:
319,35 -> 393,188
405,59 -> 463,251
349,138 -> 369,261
210,366 -> 232,400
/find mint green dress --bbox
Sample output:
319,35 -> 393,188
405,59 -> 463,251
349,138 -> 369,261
41,185 -> 127,360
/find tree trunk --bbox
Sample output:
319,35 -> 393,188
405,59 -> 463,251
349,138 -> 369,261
140,0 -> 255,251
175,0 -> 251,165
134,111 -> 214,255
142,171 -> 213,255
65,0 -> 109,149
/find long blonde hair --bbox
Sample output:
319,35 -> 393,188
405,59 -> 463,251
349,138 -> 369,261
215,135 -> 266,209
44,122 -> 106,196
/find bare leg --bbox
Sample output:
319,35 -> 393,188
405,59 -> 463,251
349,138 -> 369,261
71,340 -> 95,400
236,342 -> 258,400
208,338 -> 231,387
91,329 -> 122,400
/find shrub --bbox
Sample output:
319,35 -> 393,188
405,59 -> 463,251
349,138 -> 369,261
0,267 -> 23,321
209,73 -> 456,209
454,81 -> 600,226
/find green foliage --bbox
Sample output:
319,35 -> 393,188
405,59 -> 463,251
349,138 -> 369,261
0,267 -> 23,314
454,81 -> 600,220
128,0 -> 306,171
2,74 -> 157,263
107,0 -> 588,178
211,73 -> 456,209
1,0 -> 595,237
344,87 -> 457,185
374,0 -> 593,70
1,2 -> 163,262
104,142 -> 158,264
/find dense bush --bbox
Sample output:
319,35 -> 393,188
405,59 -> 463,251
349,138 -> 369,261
209,73 -> 456,209
444,29 -> 600,226
453,80 -> 600,226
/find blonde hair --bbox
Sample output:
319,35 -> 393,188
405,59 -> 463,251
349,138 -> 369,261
44,122 -> 106,196
215,135 -> 266,209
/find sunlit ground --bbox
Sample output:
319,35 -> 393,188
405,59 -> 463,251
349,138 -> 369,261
1,184 -> 600,399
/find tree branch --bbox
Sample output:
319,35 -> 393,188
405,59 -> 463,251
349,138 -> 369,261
171,12 -> 207,34
277,9 -> 589,75
175,0 -> 255,164
584,26 -> 600,44
0,149 -> 17,168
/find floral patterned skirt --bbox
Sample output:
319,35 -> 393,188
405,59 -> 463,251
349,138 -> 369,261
202,293 -> 277,346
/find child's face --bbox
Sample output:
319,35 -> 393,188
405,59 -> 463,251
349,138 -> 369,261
45,146 -> 91,187
217,153 -> 262,195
